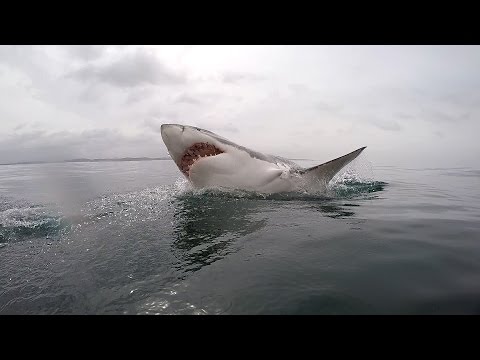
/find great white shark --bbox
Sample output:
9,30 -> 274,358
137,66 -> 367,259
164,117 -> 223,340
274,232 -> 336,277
161,124 -> 366,194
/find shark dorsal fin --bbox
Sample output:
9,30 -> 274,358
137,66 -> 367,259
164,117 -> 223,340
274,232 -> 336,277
299,146 -> 366,184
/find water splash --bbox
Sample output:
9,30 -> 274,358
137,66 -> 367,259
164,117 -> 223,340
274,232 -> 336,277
174,169 -> 386,202
0,202 -> 69,244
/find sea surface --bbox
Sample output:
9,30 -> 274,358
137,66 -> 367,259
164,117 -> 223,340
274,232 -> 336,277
1,158 -> 479,314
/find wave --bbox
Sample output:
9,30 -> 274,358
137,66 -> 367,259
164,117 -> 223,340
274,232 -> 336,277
0,203 -> 69,244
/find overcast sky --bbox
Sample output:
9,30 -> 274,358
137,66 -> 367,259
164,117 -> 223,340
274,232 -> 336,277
0,45 -> 479,167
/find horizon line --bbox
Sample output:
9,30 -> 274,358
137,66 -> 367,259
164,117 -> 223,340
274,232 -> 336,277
0,157 -> 172,166
0,156 -> 318,166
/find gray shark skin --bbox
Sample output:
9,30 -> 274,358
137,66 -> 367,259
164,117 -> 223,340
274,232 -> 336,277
161,124 -> 366,193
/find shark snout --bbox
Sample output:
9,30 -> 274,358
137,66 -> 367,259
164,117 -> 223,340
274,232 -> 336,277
161,123 -> 183,134
160,124 -> 192,164
160,124 -> 183,142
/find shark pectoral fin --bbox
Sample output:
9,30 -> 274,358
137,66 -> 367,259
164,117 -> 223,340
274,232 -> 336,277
299,146 -> 366,184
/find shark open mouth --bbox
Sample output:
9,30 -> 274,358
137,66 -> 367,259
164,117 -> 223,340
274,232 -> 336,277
180,142 -> 224,176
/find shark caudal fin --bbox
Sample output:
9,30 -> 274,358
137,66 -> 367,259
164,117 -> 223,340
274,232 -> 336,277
299,146 -> 367,184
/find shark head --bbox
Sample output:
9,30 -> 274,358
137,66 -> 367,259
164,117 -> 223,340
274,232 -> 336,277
161,124 -> 227,176
160,123 -> 366,193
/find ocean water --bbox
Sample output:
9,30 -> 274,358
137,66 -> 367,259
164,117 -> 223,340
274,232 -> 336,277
1,158 -> 479,315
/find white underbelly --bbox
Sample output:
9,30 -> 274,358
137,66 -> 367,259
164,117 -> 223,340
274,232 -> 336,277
188,153 -> 298,193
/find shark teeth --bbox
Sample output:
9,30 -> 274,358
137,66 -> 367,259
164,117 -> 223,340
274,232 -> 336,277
180,142 -> 224,177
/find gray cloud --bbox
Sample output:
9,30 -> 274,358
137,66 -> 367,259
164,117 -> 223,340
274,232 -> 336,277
146,105 -> 179,121
143,113 -> 182,133
288,83 -> 311,94
423,110 -> 471,124
222,72 -> 265,84
68,50 -> 186,88
13,123 -> 27,131
143,119 -> 163,133
63,45 -> 108,61
209,123 -> 239,134
315,101 -> 344,113
394,112 -> 414,120
175,93 -> 203,105
123,86 -> 158,105
371,120 -> 402,132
